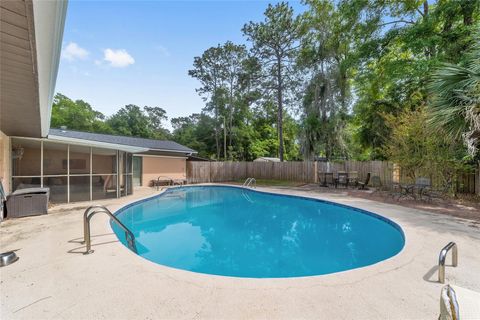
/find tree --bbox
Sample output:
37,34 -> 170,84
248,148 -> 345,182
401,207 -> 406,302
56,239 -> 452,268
144,106 -> 171,139
242,2 -> 303,161
343,0 -> 479,159
51,93 -> 112,133
298,0 -> 352,160
384,107 -> 472,194
189,42 -> 256,160
188,46 -> 225,159
107,105 -> 154,138
218,41 -> 250,159
428,34 -> 480,156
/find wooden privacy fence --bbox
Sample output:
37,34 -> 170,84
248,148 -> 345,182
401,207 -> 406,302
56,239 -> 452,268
186,161 -> 479,194
187,161 -> 316,184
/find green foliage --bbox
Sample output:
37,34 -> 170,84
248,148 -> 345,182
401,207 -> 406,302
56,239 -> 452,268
52,0 -> 479,170
428,33 -> 480,156
188,41 -> 258,160
343,0 -> 479,159
51,94 -> 112,133
51,94 -> 170,140
384,107 -> 473,191
107,104 -> 171,139
242,2 -> 303,161
171,114 -> 217,159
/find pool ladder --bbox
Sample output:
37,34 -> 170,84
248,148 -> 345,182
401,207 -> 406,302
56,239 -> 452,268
243,177 -> 256,188
82,205 -> 137,255
438,242 -> 458,283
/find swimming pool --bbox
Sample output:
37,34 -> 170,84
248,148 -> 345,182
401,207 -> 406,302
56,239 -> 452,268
112,186 -> 405,278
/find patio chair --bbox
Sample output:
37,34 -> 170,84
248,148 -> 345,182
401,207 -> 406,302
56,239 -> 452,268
415,177 -> 432,201
428,179 -> 453,201
357,172 -> 371,190
348,171 -> 359,187
103,175 -> 117,195
318,172 -> 334,187
335,172 -> 349,188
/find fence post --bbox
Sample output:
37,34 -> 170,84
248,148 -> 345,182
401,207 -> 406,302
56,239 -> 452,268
474,161 -> 480,196
209,161 -> 211,183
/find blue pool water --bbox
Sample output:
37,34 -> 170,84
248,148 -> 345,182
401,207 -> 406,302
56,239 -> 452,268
112,186 -> 404,278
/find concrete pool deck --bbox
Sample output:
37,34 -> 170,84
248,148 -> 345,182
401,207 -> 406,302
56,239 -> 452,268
1,185 -> 479,319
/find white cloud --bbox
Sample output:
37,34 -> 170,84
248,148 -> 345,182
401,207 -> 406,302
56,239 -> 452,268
103,48 -> 135,68
62,42 -> 89,61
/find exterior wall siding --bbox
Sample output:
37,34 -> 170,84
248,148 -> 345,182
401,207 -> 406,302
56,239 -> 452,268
141,156 -> 186,187
0,130 -> 11,193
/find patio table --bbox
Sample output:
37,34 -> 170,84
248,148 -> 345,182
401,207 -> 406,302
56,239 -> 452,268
393,183 -> 416,200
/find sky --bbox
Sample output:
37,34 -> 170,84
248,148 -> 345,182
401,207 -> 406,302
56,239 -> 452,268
56,0 -> 305,128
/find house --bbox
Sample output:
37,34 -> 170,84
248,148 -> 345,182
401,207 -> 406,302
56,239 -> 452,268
0,0 -> 196,204
253,157 -> 281,162
1,0 -> 67,195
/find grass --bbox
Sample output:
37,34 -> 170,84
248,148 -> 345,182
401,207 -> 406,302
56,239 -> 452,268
232,179 -> 305,187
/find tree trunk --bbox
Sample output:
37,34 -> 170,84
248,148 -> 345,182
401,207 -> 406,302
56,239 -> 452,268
460,0 -> 474,25
228,80 -> 234,160
214,102 -> 220,160
423,1 -> 428,16
277,60 -> 284,162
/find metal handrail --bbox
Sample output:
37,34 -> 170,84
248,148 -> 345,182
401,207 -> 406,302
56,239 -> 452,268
444,285 -> 460,320
243,177 -> 252,187
156,176 -> 173,190
438,242 -> 458,283
83,205 -> 137,255
243,177 -> 256,188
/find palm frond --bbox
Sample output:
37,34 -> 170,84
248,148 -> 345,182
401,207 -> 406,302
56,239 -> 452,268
427,32 -> 480,155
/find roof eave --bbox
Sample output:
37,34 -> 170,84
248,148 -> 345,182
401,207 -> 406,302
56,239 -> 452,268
48,134 -> 149,153
32,0 -> 68,137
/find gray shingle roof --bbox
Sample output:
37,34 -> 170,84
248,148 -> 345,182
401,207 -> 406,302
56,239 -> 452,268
49,128 -> 196,154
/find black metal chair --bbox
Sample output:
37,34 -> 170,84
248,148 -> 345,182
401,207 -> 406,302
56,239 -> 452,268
319,172 -> 334,187
358,172 -> 371,190
335,172 -> 349,188
415,177 -> 432,201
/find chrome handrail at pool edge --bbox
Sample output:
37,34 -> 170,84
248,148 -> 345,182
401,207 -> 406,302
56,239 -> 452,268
438,242 -> 458,283
243,178 -> 256,188
83,205 -> 137,255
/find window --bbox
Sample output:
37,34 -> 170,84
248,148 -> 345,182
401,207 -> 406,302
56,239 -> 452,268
11,138 -> 133,203
92,148 -> 117,200
43,141 -> 68,175
11,138 -> 41,176
43,176 -> 68,203
69,145 -> 91,202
